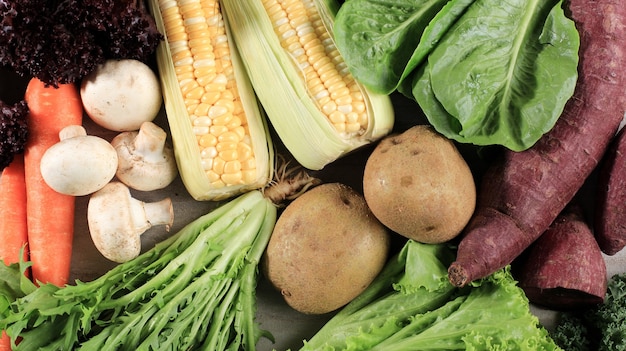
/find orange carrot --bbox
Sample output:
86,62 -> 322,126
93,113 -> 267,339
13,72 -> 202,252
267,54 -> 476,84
0,154 -> 29,266
23,77 -> 83,286
0,332 -> 11,351
0,155 -> 28,351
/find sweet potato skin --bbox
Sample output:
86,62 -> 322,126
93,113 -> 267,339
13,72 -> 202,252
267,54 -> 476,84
594,127 -> 626,255
448,0 -> 626,287
518,205 -> 607,310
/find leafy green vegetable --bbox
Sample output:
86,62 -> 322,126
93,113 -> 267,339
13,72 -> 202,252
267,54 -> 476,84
550,314 -> 590,351
299,240 -> 562,351
0,250 -> 35,314
413,0 -> 579,151
551,273 -> 626,351
0,190 -> 275,351
334,0 -> 579,151
333,0 -> 474,94
0,0 -> 163,87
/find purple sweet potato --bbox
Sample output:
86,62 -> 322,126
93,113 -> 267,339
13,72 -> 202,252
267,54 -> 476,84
447,0 -> 626,287
518,205 -> 607,310
594,126 -> 626,255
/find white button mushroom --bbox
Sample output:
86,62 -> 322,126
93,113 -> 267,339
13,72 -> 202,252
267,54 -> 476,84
40,125 -> 118,196
87,181 -> 174,263
80,59 -> 162,132
111,121 -> 178,191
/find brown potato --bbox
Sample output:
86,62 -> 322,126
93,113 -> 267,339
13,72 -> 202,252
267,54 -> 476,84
262,183 -> 390,315
363,125 -> 476,244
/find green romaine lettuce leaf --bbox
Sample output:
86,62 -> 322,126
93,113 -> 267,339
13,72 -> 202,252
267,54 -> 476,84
334,0 -> 474,94
335,0 -> 579,151
413,0 -> 579,151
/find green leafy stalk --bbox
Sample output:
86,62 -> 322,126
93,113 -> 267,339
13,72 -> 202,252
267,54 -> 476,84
0,190 -> 276,351
300,241 -> 562,351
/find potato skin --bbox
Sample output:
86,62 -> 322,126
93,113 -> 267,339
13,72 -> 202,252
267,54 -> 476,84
363,125 -> 476,244
262,183 -> 390,315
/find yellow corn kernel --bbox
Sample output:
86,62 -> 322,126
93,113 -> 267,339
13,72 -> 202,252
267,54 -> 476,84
185,86 -> 206,100
163,14 -> 184,29
221,172 -> 243,185
228,115 -> 244,129
219,149 -> 239,162
212,156 -> 226,175
151,0 -> 273,200
209,179 -> 226,189
237,142 -> 253,160
241,169 -> 257,184
176,71 -> 196,83
223,160 -> 241,174
192,116 -> 212,127
169,41 -> 190,55
201,90 -> 221,105
216,142 -> 238,153
167,30 -> 189,42
215,98 -> 235,113
218,131 -> 240,143
240,157 -> 257,170
232,99 -> 244,116
193,102 -> 211,117
205,169 -> 221,183
329,110 -> 346,125
198,133 -> 217,147
232,125 -> 246,140
196,73 -> 218,87
209,125 -> 229,136
185,99 -> 200,115
204,82 -> 227,94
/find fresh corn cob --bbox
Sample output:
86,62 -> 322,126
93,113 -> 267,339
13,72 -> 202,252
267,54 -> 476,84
148,0 -> 273,201
220,0 -> 394,170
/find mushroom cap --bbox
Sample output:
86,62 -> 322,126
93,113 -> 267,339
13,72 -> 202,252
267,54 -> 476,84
80,59 -> 162,132
40,133 -> 118,196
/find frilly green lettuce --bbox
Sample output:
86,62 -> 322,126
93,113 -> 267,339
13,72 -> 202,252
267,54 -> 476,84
299,240 -> 562,351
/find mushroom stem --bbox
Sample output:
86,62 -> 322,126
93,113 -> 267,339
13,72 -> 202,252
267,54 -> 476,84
143,197 -> 174,231
59,125 -> 87,140
133,121 -> 168,163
